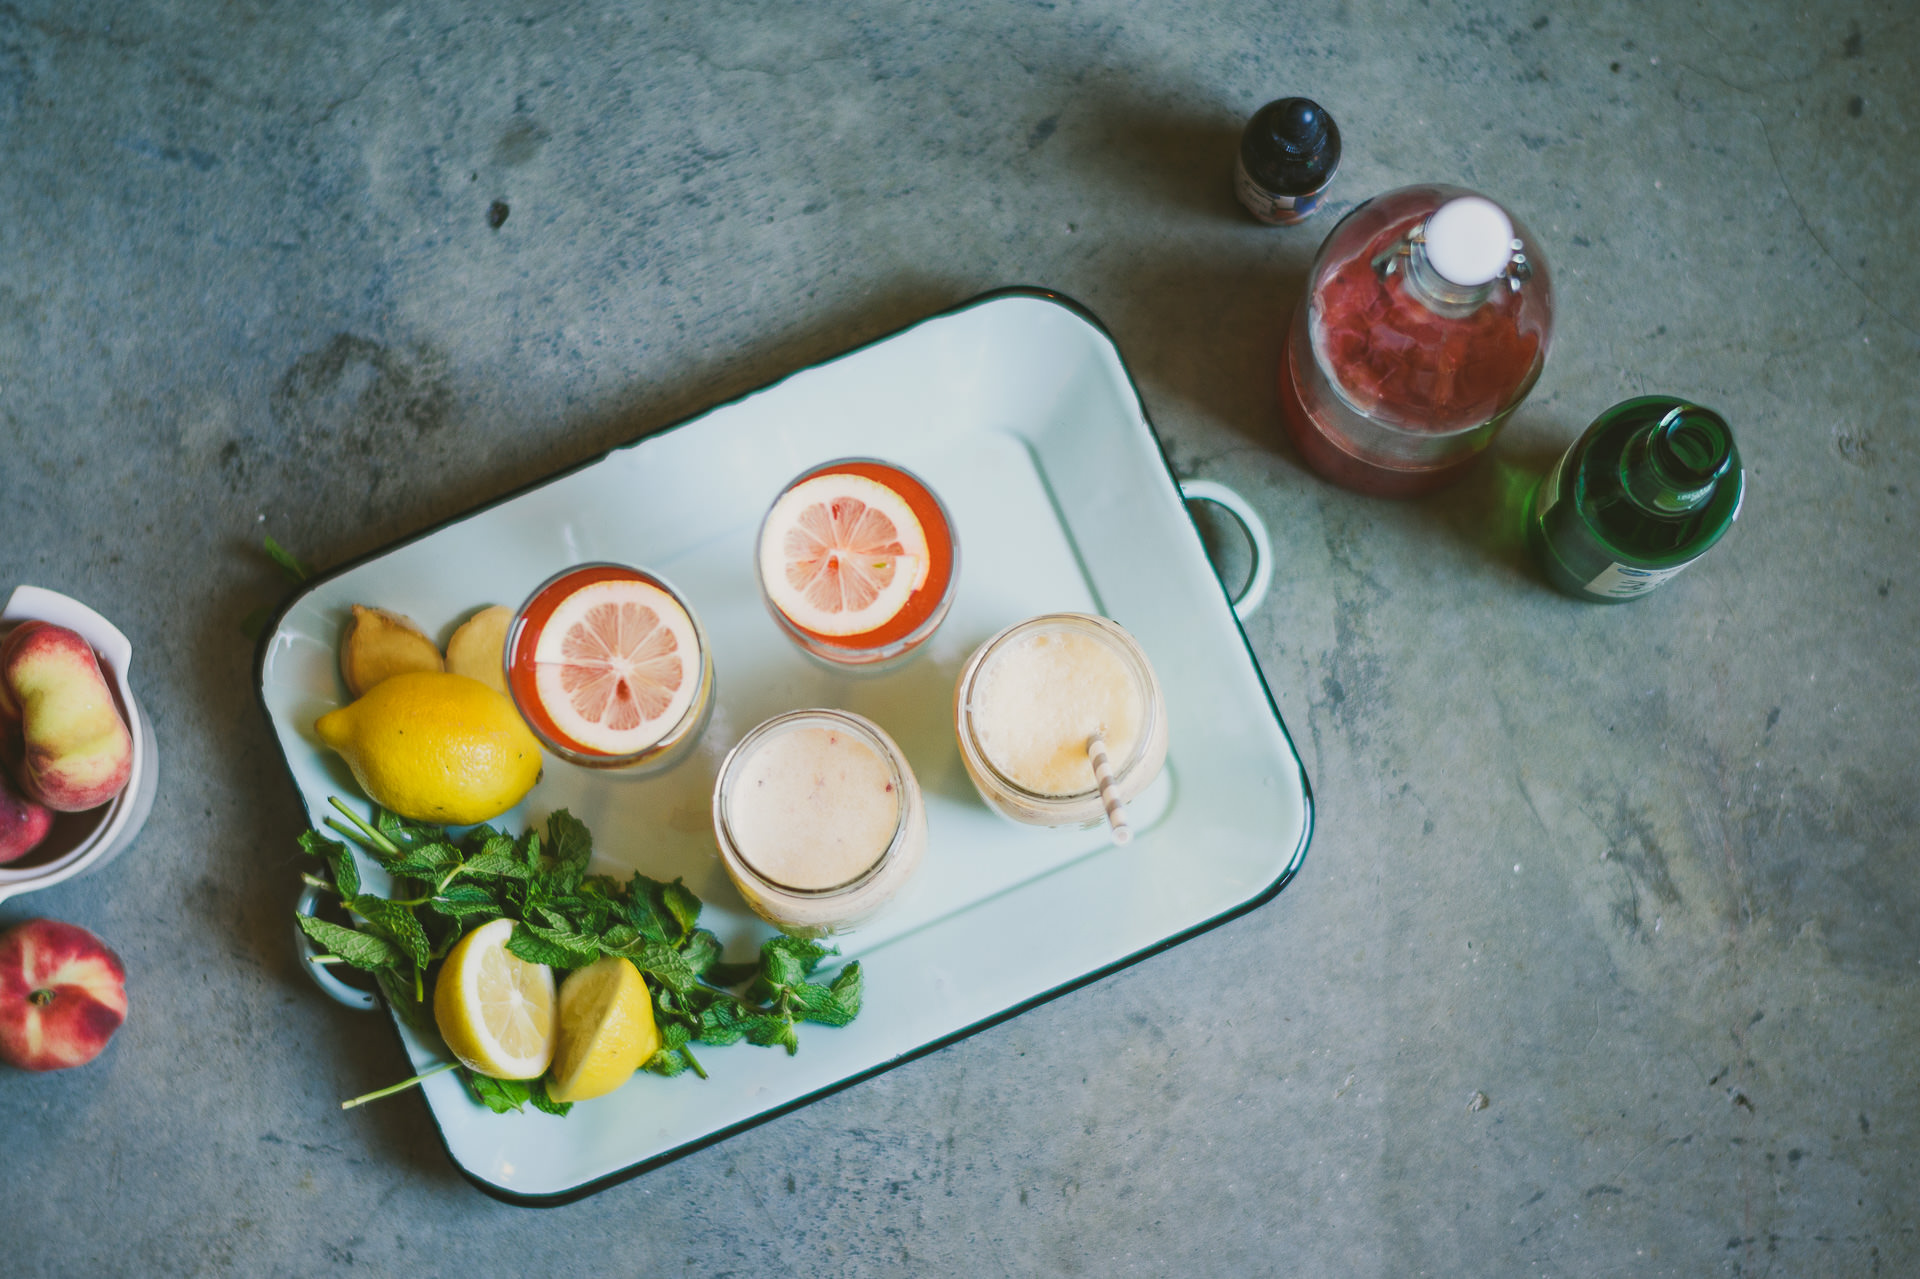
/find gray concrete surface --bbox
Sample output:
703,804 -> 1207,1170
2,1 -> 1915,1274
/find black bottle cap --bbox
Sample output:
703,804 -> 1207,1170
1240,97 -> 1340,196
1271,99 -> 1328,156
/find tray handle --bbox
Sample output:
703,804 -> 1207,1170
1180,480 -> 1273,620
295,882 -> 378,1011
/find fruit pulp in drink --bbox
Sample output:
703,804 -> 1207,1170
504,563 -> 713,772
1279,186 -> 1551,497
757,459 -> 958,668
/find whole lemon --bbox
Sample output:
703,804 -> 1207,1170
315,671 -> 543,825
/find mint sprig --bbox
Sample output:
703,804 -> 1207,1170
296,799 -> 864,1112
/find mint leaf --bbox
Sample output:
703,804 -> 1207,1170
618,941 -> 700,994
299,830 -> 363,900
680,929 -> 723,979
464,1071 -> 531,1114
385,842 -> 462,877
644,1049 -> 691,1077
374,807 -> 424,851
294,797 -> 867,1122
829,961 -> 864,1015
506,922 -> 595,969
429,884 -> 503,920
546,810 -> 592,872
760,936 -> 833,988
744,1013 -> 800,1054
658,879 -> 701,940
351,898 -> 431,970
297,915 -> 403,971
787,967 -> 864,1029
460,851 -> 529,880
262,533 -> 313,583
526,1079 -> 573,1117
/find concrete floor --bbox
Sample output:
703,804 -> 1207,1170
3,0 -> 1915,1274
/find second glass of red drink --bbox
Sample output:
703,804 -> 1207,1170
755,458 -> 959,671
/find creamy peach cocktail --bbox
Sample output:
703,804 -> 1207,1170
955,614 -> 1168,829
712,710 -> 927,936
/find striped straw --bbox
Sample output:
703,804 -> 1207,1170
1087,733 -> 1132,845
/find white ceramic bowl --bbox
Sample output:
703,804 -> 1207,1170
0,586 -> 158,904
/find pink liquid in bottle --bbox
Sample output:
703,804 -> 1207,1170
1280,185 -> 1553,497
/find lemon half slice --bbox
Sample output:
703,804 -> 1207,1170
433,918 -> 556,1080
547,955 -> 659,1104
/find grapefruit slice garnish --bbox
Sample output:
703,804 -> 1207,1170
760,472 -> 930,637
530,578 -> 701,755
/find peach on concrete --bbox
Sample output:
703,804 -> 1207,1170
0,918 -> 128,1071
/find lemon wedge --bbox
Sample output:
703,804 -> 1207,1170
432,918 -> 556,1081
547,956 -> 659,1104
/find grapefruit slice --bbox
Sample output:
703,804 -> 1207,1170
760,471 -> 930,637
530,577 -> 701,755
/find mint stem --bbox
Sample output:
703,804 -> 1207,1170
681,1045 -> 708,1080
324,816 -> 380,853
340,1060 -> 459,1110
328,797 -> 402,856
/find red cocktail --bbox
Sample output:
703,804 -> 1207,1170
756,459 -> 959,670
504,563 -> 714,772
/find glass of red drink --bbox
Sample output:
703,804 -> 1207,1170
755,458 -> 959,671
504,563 -> 714,772
1280,184 -> 1554,497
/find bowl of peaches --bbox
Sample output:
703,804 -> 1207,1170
0,586 -> 158,904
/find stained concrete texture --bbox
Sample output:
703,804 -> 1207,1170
2,0 -> 1916,1275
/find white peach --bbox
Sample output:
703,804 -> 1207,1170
0,621 -> 133,812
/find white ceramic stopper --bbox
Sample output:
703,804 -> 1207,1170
1423,197 -> 1515,287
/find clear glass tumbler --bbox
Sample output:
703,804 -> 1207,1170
504,562 -> 714,773
954,613 -> 1168,829
755,458 -> 959,671
712,709 -> 927,936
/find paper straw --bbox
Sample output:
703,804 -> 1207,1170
1087,733 -> 1132,845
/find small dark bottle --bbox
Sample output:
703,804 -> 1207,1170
1235,97 -> 1341,226
1527,397 -> 1744,602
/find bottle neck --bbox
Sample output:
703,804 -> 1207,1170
1620,405 -> 1734,514
1389,238 -> 1496,318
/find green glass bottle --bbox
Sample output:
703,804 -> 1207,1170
1527,396 -> 1743,603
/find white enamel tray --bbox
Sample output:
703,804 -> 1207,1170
256,289 -> 1312,1204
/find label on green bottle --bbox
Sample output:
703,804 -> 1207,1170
1584,560 -> 1691,599
1535,452 -> 1566,520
